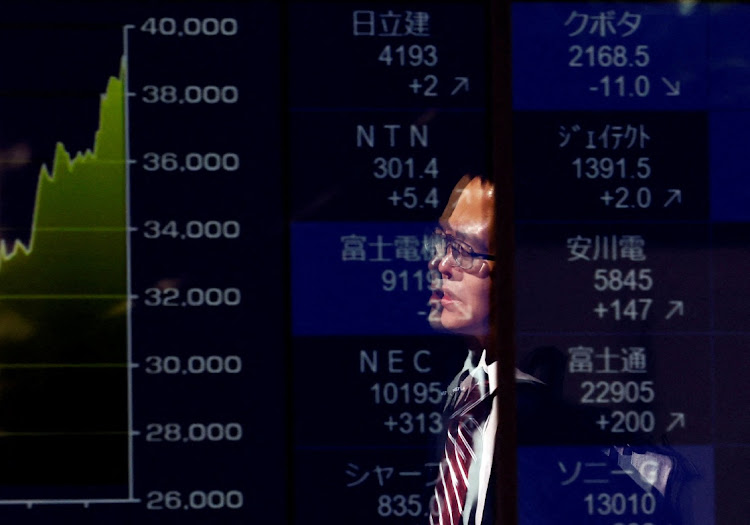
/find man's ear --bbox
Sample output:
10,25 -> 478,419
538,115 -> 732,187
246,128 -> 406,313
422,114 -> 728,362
476,261 -> 493,278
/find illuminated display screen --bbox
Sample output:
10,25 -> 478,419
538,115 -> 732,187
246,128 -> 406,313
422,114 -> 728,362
513,3 -> 746,524
0,1 -> 746,524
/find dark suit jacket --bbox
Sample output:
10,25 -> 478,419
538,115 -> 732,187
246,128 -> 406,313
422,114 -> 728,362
450,380 -> 686,524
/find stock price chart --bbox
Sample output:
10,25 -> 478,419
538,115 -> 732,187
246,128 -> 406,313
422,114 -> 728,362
0,1 -> 746,525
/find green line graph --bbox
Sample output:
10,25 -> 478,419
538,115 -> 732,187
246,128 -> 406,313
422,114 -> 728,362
0,61 -> 129,491
0,62 -> 127,297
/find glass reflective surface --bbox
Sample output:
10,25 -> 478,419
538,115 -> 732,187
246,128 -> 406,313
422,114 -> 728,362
0,1 -> 744,524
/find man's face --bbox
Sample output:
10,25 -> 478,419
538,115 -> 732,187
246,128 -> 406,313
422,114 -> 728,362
429,177 -> 494,337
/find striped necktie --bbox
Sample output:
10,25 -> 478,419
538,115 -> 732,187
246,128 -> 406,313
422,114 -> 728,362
430,372 -> 493,525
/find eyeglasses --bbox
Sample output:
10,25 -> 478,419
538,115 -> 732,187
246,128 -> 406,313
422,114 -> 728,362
425,229 -> 495,270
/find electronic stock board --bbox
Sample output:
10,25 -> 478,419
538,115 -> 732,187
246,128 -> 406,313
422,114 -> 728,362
0,1 -> 745,524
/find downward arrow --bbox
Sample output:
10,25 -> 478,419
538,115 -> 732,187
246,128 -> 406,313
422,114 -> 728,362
661,77 -> 681,96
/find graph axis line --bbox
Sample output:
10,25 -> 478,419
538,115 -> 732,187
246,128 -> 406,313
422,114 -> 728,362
123,22 -> 136,504
0,498 -> 141,508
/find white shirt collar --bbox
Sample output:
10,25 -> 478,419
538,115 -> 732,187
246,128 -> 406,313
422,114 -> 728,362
460,350 -> 498,393
461,349 -> 542,393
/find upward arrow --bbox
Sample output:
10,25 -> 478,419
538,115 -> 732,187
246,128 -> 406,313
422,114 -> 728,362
665,300 -> 684,319
664,189 -> 682,207
451,77 -> 469,96
666,412 -> 686,432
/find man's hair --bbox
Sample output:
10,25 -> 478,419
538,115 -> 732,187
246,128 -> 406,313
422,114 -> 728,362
440,173 -> 494,216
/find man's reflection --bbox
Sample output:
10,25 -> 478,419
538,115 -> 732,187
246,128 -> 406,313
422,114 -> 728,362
427,174 -> 494,339
424,174 -> 511,525
424,174 -> 687,525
